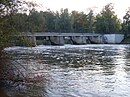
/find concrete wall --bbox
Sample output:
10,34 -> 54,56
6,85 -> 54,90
89,36 -> 104,44
104,34 -> 124,43
71,36 -> 87,44
49,36 -> 65,45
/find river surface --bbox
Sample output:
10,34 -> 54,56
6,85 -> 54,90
2,44 -> 130,97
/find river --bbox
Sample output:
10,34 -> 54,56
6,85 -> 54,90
1,44 -> 130,97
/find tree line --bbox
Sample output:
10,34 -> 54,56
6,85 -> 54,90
8,3 -> 130,34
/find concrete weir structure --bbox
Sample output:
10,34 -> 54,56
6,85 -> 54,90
14,32 -> 124,46
103,34 -> 124,43
24,32 -> 103,46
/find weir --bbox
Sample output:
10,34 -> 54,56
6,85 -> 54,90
12,32 -> 124,46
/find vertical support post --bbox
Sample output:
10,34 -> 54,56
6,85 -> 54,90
32,36 -> 37,46
81,36 -> 83,44
59,36 -> 60,44
98,35 -> 101,43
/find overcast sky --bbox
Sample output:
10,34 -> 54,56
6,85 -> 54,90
27,0 -> 130,20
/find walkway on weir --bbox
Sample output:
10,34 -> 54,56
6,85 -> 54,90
17,32 -> 102,37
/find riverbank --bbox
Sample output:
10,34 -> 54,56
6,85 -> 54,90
121,35 -> 130,44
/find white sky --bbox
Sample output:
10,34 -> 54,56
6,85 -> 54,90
27,0 -> 130,20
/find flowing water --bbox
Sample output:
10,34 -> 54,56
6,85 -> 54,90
2,44 -> 130,97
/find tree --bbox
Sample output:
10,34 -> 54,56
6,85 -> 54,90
71,11 -> 87,33
27,9 -> 46,32
86,9 -> 96,32
54,11 -> 60,32
122,8 -> 130,33
11,13 -> 28,32
42,10 -> 55,32
95,3 -> 121,33
59,8 -> 71,33
0,0 -> 35,49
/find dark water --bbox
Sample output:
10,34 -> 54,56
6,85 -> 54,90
2,44 -> 130,97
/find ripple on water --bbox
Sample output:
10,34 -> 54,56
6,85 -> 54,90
2,44 -> 130,97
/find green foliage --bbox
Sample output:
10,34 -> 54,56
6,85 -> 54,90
95,3 -> 121,33
122,8 -> 130,33
54,11 -> 60,32
0,15 -> 16,49
0,0 -> 36,49
11,8 -> 96,33
86,9 -> 95,32
59,9 -> 71,32
10,4 -> 122,34
71,11 -> 88,33
43,10 -> 55,32
4,3 -> 123,34
28,9 -> 46,32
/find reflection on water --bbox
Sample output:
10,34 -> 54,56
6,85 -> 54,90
2,44 -> 130,97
